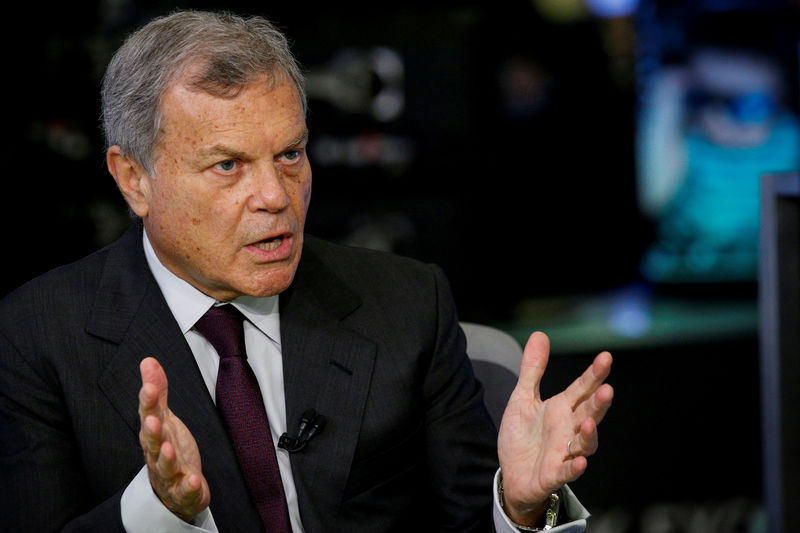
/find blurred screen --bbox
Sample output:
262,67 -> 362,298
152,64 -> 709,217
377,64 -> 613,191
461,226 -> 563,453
635,0 -> 800,284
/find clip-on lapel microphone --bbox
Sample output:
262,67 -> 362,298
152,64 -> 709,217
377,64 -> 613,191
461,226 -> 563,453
278,409 -> 326,453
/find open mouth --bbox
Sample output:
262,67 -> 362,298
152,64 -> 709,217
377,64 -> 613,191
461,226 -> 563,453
252,235 -> 285,252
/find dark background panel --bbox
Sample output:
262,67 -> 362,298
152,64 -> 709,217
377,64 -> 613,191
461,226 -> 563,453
3,1 -> 798,531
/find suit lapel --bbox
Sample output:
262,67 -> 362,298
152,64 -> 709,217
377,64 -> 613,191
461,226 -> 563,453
87,226 -> 264,532
84,228 -> 377,531
280,239 -> 376,531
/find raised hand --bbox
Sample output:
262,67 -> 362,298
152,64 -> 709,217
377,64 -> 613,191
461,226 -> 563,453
138,357 -> 211,522
497,332 -> 613,527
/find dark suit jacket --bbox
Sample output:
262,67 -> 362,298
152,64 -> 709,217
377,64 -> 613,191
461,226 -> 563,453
0,225 -> 498,532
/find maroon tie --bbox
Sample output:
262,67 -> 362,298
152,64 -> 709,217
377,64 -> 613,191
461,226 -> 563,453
194,305 -> 292,532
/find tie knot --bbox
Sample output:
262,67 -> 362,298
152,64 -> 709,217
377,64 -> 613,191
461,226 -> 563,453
195,305 -> 247,359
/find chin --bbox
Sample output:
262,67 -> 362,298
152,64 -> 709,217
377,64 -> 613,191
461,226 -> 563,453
243,268 -> 298,298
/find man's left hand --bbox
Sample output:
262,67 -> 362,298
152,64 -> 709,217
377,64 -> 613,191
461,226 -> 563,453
497,331 -> 614,527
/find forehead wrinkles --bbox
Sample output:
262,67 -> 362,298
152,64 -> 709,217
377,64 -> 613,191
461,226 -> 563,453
154,80 -> 306,163
153,66 -> 301,139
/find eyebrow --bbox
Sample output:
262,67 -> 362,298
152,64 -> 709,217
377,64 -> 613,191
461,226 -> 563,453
197,129 -> 309,160
284,129 -> 310,151
197,145 -> 248,161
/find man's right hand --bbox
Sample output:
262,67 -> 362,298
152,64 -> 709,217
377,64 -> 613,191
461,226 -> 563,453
138,357 -> 211,522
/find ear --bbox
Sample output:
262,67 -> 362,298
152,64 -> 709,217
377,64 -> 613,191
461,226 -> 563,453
106,146 -> 152,217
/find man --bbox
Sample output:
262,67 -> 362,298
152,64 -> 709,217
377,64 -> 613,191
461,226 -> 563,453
0,10 -> 613,533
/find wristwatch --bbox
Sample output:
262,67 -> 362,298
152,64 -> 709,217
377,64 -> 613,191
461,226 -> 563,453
497,474 -> 561,531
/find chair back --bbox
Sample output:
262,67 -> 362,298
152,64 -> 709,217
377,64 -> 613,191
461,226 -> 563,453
461,322 -> 522,429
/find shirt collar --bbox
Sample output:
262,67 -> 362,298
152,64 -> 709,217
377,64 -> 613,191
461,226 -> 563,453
142,230 -> 281,345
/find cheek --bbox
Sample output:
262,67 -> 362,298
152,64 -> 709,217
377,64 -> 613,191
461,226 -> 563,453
295,173 -> 312,216
151,190 -> 194,229
147,184 -> 220,248
301,181 -> 312,211
279,169 -> 312,222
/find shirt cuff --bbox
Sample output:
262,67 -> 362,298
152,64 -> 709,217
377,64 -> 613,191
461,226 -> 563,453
492,469 -> 590,532
121,466 -> 218,533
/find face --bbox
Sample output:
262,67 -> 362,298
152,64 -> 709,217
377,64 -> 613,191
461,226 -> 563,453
116,75 -> 311,301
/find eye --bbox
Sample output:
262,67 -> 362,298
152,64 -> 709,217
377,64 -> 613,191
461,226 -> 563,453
282,150 -> 301,162
214,159 -> 238,173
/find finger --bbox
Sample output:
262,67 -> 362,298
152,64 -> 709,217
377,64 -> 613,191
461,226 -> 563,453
573,383 -> 615,427
568,418 -> 599,458
563,351 -> 612,410
557,455 -> 588,485
140,414 -> 164,459
138,376 -> 165,450
138,381 -> 160,419
140,357 -> 169,412
516,331 -> 551,400
152,436 -> 204,511
178,474 -> 203,505
156,440 -> 178,479
166,457 -> 204,508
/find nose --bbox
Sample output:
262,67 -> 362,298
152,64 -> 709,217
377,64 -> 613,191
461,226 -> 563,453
248,163 -> 290,213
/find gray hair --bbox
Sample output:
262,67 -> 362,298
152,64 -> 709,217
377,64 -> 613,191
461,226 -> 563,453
101,10 -> 306,174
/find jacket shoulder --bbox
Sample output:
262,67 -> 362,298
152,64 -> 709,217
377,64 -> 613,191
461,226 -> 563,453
0,225 -> 143,331
302,234 -> 439,287
1,247 -> 110,319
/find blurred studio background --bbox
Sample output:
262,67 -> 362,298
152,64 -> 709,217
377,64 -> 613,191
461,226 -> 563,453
3,0 -> 799,531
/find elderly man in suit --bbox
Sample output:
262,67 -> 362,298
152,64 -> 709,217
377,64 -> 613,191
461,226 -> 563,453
0,10 -> 613,533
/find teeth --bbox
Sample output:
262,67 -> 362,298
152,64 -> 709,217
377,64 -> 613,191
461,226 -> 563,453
254,237 -> 283,251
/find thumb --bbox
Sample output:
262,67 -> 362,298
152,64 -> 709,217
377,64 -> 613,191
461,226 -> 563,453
516,331 -> 550,401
